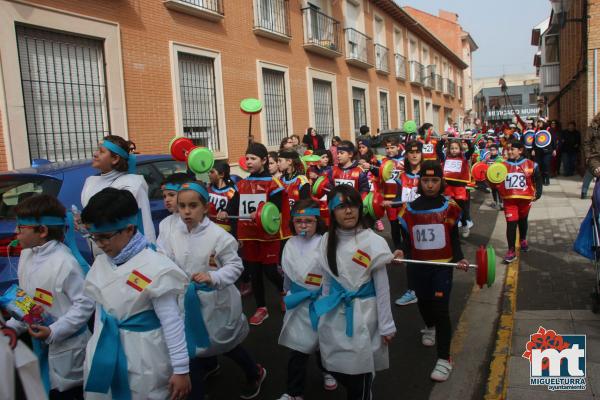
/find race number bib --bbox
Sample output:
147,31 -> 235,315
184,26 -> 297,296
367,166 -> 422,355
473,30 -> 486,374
444,159 -> 462,173
368,180 -> 374,192
423,144 -> 434,154
412,224 -> 446,250
391,169 -> 401,180
334,179 -> 355,188
289,198 -> 296,208
504,173 -> 526,190
239,193 -> 266,218
401,186 -> 419,203
209,193 -> 229,212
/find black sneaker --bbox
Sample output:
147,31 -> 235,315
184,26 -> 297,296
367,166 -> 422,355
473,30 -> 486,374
203,363 -> 220,380
240,364 -> 267,399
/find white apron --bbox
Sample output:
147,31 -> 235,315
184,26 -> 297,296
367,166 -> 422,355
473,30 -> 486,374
160,217 -> 248,358
156,213 -> 178,253
83,249 -> 188,400
81,171 -> 156,243
316,229 -> 392,375
278,235 -> 324,354
17,241 -> 91,392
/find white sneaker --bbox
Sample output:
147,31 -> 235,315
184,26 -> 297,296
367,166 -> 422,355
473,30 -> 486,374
461,225 -> 470,238
323,372 -> 338,391
430,358 -> 453,382
277,394 -> 303,400
466,220 -> 474,229
421,327 -> 436,346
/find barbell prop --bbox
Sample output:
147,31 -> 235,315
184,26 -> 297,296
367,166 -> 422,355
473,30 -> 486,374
240,98 -> 263,144
217,202 -> 281,235
392,245 -> 496,288
168,137 -> 215,174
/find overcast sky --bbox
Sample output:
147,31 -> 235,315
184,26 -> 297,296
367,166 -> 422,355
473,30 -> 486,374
398,0 -> 552,78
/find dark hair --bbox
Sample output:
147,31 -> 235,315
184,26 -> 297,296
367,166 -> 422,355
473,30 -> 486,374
279,137 -> 292,150
324,150 -> 334,166
162,172 -> 194,187
290,134 -> 301,143
358,146 -> 375,164
331,136 -> 342,146
212,160 -> 235,187
326,185 -> 368,276
306,127 -> 315,136
384,137 -> 400,146
447,139 -> 462,152
417,160 -> 446,196
81,188 -> 138,229
14,194 -> 66,242
489,144 -> 499,150
289,198 -> 326,235
359,125 -> 370,135
337,140 -> 355,153
419,123 -> 434,136
511,140 -> 525,150
104,135 -> 134,172
268,151 -> 279,163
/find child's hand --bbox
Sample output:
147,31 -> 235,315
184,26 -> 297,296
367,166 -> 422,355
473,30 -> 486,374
382,200 -> 392,208
28,324 -> 51,340
249,211 -> 257,220
216,211 -> 229,221
168,373 -> 191,400
392,250 -> 404,262
382,333 -> 395,345
192,272 -> 212,285
457,259 -> 470,271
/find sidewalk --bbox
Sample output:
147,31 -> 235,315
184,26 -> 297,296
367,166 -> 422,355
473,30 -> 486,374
495,177 -> 600,399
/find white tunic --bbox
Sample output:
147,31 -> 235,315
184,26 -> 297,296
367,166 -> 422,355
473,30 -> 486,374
83,249 -> 188,400
81,170 -> 156,243
6,241 -> 94,392
278,234 -> 324,354
156,213 -> 179,254
316,229 -> 396,375
158,216 -> 248,357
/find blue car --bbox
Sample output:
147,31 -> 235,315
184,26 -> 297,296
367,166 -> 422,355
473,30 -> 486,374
0,155 -> 188,293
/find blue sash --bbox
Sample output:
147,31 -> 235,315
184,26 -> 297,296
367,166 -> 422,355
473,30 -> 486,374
313,278 -> 376,337
184,282 -> 215,357
32,324 -> 88,393
284,281 -> 321,331
84,309 -> 161,400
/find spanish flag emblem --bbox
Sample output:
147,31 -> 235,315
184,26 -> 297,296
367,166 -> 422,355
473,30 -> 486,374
304,273 -> 322,287
126,270 -> 152,292
209,253 -> 217,268
33,288 -> 53,307
352,249 -> 371,269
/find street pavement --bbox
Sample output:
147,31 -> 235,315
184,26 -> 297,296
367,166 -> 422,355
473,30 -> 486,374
203,190 -> 500,400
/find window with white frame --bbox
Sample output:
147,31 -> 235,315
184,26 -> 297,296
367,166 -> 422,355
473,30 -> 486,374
352,86 -> 367,136
413,98 -> 421,127
16,25 -> 109,161
262,68 -> 289,146
312,78 -> 334,142
379,91 -> 389,131
398,95 -> 407,127
393,28 -> 403,54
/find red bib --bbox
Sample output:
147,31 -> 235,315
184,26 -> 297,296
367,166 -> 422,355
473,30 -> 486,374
496,159 -> 536,200
208,185 -> 237,232
443,156 -> 471,184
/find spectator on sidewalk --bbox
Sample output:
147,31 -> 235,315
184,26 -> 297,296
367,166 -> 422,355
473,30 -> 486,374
302,127 -> 326,151
560,121 -> 581,176
532,121 -> 556,186
582,112 -> 600,198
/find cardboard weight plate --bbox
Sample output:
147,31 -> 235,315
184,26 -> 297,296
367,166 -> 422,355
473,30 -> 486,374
380,159 -> 396,182
486,163 -> 508,184
169,137 -> 195,161
487,246 -> 496,287
371,191 -> 386,220
471,162 -> 489,182
302,154 -> 321,164
403,120 -> 417,134
240,98 -> 263,115
523,130 -> 536,149
362,192 -> 374,218
476,246 -> 487,288
534,130 -> 551,148
187,147 -> 215,174
312,175 -> 327,196
257,202 -> 281,235
238,155 -> 249,172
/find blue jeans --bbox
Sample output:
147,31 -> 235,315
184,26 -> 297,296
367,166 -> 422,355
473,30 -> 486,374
561,152 -> 577,176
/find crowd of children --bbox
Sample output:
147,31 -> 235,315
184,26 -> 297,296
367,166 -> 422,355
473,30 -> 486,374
1,122 -> 543,400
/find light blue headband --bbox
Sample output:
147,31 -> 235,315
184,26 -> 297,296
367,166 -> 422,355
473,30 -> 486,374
87,214 -> 138,233
291,208 -> 321,217
101,140 -> 136,174
179,182 -> 209,202
162,183 -> 181,192
328,195 -> 343,211
17,216 -> 66,226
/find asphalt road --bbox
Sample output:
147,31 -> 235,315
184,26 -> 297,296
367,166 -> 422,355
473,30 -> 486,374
204,190 -> 500,400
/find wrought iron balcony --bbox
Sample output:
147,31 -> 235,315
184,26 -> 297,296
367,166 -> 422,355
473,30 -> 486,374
540,63 -> 560,94
254,0 -> 291,42
164,0 -> 224,21
395,54 -> 407,80
302,7 -> 341,57
458,85 -> 463,100
423,65 -> 436,89
375,44 -> 389,73
409,61 -> 424,85
444,78 -> 455,97
435,74 -> 443,92
344,28 -> 373,69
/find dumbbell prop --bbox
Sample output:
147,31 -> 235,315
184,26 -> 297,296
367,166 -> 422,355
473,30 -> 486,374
362,191 -> 403,220
218,202 -> 281,235
392,245 -> 496,288
240,98 -> 263,144
168,137 -> 215,174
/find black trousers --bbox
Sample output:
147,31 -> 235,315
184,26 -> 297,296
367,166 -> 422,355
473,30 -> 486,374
247,261 -> 283,308
330,372 -> 374,400
286,350 -> 326,396
49,386 -> 84,400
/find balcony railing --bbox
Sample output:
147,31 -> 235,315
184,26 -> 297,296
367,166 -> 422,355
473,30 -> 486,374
254,0 -> 291,42
375,44 -> 389,73
540,63 -> 560,94
345,28 -> 373,69
164,0 -> 224,21
302,7 -> 341,57
435,74 -> 443,92
458,85 -> 463,100
395,54 -> 407,80
443,78 -> 455,97
423,65 -> 436,89
409,61 -> 423,84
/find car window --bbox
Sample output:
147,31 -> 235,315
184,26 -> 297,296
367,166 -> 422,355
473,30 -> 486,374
0,177 -> 61,219
137,160 -> 188,200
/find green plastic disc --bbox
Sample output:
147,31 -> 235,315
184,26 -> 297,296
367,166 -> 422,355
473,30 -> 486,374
240,98 -> 263,114
487,246 -> 496,287
259,202 -> 281,235
403,120 -> 417,134
312,176 -> 326,196
486,163 -> 508,184
362,192 -> 374,218
302,154 -> 321,163
187,147 -> 215,174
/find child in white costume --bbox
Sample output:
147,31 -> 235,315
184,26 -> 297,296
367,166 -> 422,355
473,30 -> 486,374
5,194 -> 94,399
81,188 -> 191,400
81,135 -> 156,244
156,172 -> 194,252
158,181 -> 265,400
277,199 -> 337,400
313,185 -> 398,400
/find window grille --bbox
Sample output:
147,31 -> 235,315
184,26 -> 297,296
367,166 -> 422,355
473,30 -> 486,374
312,79 -> 334,143
262,68 -> 289,146
398,96 -> 407,127
379,92 -> 389,131
352,87 -> 367,136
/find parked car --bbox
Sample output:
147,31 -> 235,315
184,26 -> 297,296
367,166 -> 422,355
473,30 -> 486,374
0,155 -> 188,293
370,129 -> 409,157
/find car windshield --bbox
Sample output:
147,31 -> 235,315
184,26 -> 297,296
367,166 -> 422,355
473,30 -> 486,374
0,177 -> 61,219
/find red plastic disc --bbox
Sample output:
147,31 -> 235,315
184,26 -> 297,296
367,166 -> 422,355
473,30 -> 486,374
471,162 -> 489,182
169,137 -> 195,162
238,155 -> 249,172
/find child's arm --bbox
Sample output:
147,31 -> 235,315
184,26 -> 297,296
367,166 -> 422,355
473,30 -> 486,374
196,236 -> 243,290
533,164 -> 543,199
373,267 -> 396,340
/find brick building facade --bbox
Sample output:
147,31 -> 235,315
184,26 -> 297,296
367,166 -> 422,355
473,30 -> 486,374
0,0 -> 467,170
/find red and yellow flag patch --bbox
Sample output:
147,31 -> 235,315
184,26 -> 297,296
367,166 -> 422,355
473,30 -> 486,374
126,270 -> 152,292
209,253 -> 218,268
33,288 -> 53,307
352,249 -> 371,269
304,273 -> 323,287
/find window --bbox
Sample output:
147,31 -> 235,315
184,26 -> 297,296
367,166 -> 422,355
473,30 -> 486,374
544,34 -> 559,63
178,53 -> 221,151
379,91 -> 389,131
352,87 -> 367,136
393,28 -> 403,54
413,99 -> 421,127
374,15 -> 385,45
433,105 -> 441,133
398,95 -> 407,127
312,79 -> 335,142
488,95 -> 523,110
529,93 -> 538,105
262,68 -> 289,146
16,25 -> 109,162
254,0 -> 290,37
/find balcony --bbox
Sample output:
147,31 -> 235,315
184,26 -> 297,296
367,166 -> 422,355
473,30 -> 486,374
344,28 -> 373,69
395,54 -> 407,80
423,65 -> 436,89
301,7 -> 341,58
443,78 -> 455,97
458,85 -> 463,100
409,61 -> 423,85
164,0 -> 224,21
253,0 -> 291,42
435,74 -> 443,92
540,63 -> 560,94
375,44 -> 389,74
